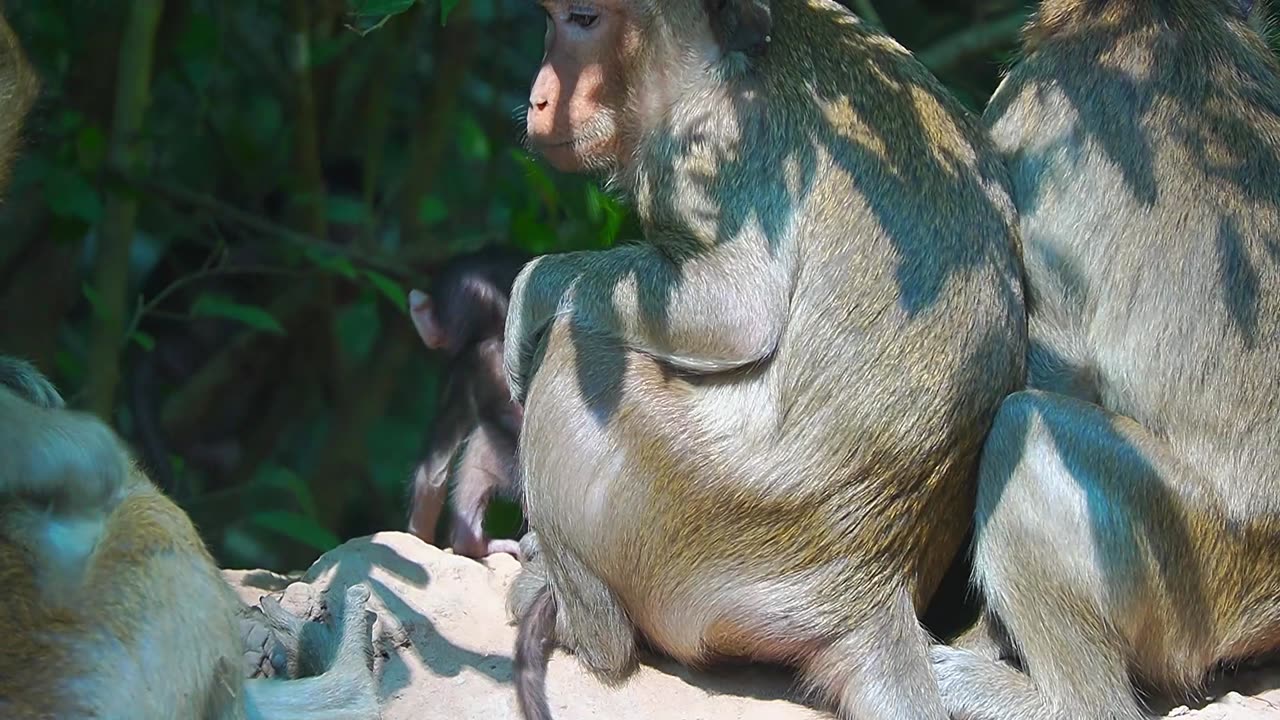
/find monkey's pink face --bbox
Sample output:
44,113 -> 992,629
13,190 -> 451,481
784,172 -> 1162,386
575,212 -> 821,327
527,0 -> 627,172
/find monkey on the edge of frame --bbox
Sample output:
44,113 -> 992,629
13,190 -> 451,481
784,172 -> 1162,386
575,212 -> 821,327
499,0 -> 1027,716
0,14 -> 380,720
0,355 -> 382,720
405,249 -> 529,559
930,1 -> 1280,720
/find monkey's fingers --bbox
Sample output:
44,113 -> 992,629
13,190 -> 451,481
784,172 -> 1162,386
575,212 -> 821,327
331,584 -> 376,675
259,595 -> 307,639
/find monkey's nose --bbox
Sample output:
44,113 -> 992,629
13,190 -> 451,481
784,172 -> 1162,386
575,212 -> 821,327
531,96 -> 549,112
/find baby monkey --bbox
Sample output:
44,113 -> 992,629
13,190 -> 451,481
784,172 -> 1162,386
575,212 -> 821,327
406,249 -> 529,559
0,356 -> 382,719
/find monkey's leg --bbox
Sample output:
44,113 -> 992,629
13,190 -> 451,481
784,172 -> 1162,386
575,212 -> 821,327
448,424 -> 520,558
536,544 -> 638,681
407,460 -> 447,546
804,588 -> 948,720
951,611 -> 1014,663
933,390 -> 1208,720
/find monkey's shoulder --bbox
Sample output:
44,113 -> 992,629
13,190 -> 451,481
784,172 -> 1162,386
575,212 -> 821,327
93,480 -> 214,563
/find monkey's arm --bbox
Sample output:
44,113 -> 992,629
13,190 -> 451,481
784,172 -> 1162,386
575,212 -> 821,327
504,240 -> 793,400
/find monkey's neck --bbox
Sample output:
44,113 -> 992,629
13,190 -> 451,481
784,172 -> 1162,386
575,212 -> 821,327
622,90 -> 775,249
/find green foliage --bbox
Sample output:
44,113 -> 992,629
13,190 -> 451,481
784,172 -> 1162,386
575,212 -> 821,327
250,510 -> 342,552
363,270 -> 407,311
347,0 -> 420,34
191,294 -> 287,335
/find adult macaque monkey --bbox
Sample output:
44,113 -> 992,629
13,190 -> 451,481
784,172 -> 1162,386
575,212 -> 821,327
931,1 -> 1280,719
0,355 -> 383,720
406,249 -> 528,558
501,0 -> 1027,716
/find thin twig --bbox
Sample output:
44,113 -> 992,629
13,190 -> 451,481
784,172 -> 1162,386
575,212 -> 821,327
122,174 -> 418,282
118,252 -> 312,351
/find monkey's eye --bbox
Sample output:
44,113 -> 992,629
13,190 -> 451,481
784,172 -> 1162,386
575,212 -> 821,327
566,9 -> 598,28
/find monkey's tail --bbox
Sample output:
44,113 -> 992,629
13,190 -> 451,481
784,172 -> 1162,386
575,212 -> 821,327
515,586 -> 558,720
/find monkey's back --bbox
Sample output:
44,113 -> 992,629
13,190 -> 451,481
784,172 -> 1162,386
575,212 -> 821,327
750,0 -> 1026,586
988,14 -> 1280,479
0,472 -> 243,719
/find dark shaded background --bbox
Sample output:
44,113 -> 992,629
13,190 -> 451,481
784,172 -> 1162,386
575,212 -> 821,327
0,0 -> 1144,570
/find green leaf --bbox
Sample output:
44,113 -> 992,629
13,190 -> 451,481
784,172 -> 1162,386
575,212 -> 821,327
417,194 -> 447,225
349,0 -> 418,14
587,185 -> 625,247
44,167 -> 103,223
254,464 -> 318,518
440,0 -> 462,25
82,283 -> 105,319
347,0 -> 418,34
325,196 -> 371,226
191,294 -> 286,335
511,208 -> 556,254
457,115 -> 489,160
130,330 -> 156,351
303,245 -> 360,279
74,125 -> 107,172
51,109 -> 85,136
363,269 -> 406,310
337,294 -> 381,363
177,13 -> 219,90
511,149 -> 558,210
248,510 -> 341,552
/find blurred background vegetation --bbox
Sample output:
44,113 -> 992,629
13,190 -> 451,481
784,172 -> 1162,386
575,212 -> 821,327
0,0 -> 1212,571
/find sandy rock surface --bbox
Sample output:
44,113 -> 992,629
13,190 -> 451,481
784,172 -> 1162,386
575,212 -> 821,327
225,532 -> 1280,720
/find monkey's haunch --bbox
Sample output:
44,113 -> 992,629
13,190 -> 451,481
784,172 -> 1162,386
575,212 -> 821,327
515,587 -> 558,720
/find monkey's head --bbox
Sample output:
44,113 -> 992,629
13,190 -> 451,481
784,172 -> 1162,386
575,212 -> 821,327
408,250 -> 528,357
525,0 -> 772,173
1036,0 -> 1264,25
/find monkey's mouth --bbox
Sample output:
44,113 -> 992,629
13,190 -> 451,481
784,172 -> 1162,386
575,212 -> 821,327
527,113 -> 614,167
530,133 -> 610,171
532,133 -> 601,152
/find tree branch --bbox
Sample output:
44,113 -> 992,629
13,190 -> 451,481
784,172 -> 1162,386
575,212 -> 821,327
84,0 -> 166,420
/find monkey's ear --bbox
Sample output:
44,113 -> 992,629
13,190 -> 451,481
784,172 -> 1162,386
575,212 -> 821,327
704,0 -> 772,58
409,289 -> 449,350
